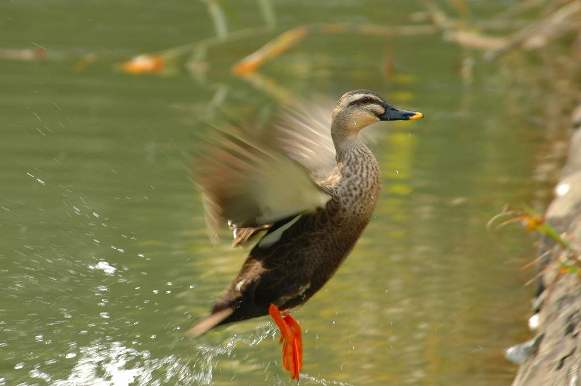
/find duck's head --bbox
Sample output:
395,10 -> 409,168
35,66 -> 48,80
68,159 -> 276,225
331,89 -> 423,141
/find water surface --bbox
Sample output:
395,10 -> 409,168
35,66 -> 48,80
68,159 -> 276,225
1,1 -> 541,385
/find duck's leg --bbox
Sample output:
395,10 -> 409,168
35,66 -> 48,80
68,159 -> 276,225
268,304 -> 303,380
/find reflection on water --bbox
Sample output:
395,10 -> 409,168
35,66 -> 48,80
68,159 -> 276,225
0,0 -> 543,385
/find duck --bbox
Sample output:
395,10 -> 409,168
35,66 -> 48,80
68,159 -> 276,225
188,89 -> 423,380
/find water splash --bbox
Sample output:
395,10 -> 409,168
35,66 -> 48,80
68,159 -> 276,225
26,171 -> 46,185
88,261 -> 117,276
49,324 -> 278,385
192,323 -> 277,384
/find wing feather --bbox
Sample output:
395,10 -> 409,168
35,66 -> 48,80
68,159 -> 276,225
195,124 -> 330,243
271,100 -> 337,181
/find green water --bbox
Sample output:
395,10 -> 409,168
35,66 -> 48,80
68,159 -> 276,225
1,1 -> 544,385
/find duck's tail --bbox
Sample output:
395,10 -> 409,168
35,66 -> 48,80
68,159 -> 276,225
185,307 -> 234,337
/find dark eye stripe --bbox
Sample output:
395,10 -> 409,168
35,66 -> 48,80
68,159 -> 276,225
347,96 -> 383,107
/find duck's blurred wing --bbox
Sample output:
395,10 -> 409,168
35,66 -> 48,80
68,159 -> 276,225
196,127 -> 330,243
272,100 -> 337,181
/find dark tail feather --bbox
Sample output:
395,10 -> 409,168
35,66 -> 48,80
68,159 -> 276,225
186,307 -> 234,337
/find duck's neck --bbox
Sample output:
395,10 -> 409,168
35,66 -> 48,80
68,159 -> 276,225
331,123 -> 372,163
330,134 -> 380,219
334,135 -> 367,161
334,134 -> 378,173
333,130 -> 380,190
331,118 -> 380,184
331,116 -> 372,159
331,118 -> 352,155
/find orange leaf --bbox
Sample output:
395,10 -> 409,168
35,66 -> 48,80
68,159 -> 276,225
520,214 -> 544,232
121,54 -> 165,74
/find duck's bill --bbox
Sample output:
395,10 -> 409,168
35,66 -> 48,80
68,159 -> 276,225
380,107 -> 424,121
407,112 -> 424,120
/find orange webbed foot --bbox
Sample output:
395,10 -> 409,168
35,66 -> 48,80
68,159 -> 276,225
269,304 -> 303,380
